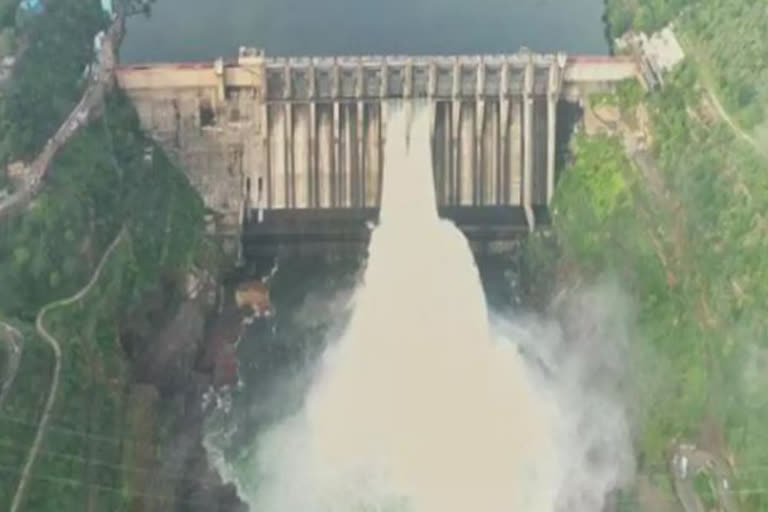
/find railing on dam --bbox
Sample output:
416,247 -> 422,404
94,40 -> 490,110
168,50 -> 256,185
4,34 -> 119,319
263,54 -> 566,100
116,49 -> 639,239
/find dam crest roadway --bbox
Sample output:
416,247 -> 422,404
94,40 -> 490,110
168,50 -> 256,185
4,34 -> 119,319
116,48 -> 641,252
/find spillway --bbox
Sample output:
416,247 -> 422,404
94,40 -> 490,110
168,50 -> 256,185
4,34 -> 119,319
118,50 -> 641,245
227,106 -> 563,511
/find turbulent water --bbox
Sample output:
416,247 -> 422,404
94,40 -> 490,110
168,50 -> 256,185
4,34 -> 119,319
206,105 -> 633,511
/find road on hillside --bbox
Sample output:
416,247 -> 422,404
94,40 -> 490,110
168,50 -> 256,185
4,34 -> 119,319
671,443 -> 739,512
9,229 -> 125,512
0,15 -> 123,220
677,33 -> 763,157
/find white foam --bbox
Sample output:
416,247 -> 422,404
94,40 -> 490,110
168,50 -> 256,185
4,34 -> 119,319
244,106 -> 564,511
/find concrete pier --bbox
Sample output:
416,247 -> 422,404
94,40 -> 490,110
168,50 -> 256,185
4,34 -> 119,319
499,61 -> 510,204
333,101 -> 340,207
523,58 -> 535,230
547,55 -> 565,204
451,59 -> 461,207
475,63 -> 485,205
460,102 -> 474,206
318,105 -> 333,208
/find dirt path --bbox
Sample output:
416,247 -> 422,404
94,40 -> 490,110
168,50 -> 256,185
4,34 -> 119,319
705,88 -> 762,155
678,33 -> 763,157
671,443 -> 739,512
0,321 -> 23,411
9,229 -> 125,512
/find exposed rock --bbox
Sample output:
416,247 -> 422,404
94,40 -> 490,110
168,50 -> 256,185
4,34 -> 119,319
177,441 -> 246,512
212,343 -> 238,389
201,292 -> 246,389
185,266 -> 217,305
584,103 -> 620,135
235,279 -> 272,317
6,161 -> 28,184
137,299 -> 206,393
120,253 -> 249,511
186,270 -> 203,299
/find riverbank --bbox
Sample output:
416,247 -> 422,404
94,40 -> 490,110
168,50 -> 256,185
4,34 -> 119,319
0,2 -> 245,510
545,2 -> 768,509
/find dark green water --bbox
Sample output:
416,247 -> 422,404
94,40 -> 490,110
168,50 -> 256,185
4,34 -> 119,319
121,0 -> 609,62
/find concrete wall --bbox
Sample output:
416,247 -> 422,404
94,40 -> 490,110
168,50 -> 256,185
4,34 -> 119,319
118,59 -> 266,234
563,56 -> 639,83
117,51 -> 637,233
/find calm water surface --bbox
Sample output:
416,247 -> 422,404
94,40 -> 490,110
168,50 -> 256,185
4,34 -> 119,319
121,0 -> 609,62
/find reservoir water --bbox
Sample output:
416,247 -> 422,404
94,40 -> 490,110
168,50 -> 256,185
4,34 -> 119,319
121,0 -> 609,62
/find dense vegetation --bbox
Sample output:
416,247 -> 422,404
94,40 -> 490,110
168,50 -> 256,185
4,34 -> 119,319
0,2 -> 208,509
606,0 -> 768,128
0,0 -> 16,57
0,87 -> 206,510
604,0 -> 695,39
552,1 -> 768,509
681,0 -> 768,128
1,0 -> 106,159
0,0 -> 106,190
0,91 -> 204,316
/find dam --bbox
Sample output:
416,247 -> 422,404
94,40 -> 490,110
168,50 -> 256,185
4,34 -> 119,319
116,48 -> 640,250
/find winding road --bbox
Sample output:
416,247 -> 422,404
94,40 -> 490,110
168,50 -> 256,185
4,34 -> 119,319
671,443 -> 739,512
677,33 -> 763,157
9,229 -> 125,512
704,88 -> 763,156
0,15 -> 123,220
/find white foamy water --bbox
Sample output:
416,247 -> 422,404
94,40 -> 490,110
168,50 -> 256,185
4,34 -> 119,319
242,107 -> 563,511
205,105 -> 633,512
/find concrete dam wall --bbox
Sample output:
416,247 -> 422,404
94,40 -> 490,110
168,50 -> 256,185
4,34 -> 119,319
117,49 -> 639,243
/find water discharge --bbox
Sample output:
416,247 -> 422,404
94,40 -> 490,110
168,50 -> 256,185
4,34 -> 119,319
237,106 -> 569,511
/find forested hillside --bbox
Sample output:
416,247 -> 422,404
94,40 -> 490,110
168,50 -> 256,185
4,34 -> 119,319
0,1 -> 209,509
606,0 -> 768,127
545,0 -> 768,509
0,89 -> 207,511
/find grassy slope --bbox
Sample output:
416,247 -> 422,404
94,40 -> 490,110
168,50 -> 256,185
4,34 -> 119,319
605,0 -> 768,127
680,0 -> 768,128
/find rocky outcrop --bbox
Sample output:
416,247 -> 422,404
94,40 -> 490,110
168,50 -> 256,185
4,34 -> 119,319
120,267 -> 247,511
235,279 -> 272,317
136,299 -> 206,393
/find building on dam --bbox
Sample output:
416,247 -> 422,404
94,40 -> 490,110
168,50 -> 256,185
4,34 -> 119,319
116,48 -> 641,252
